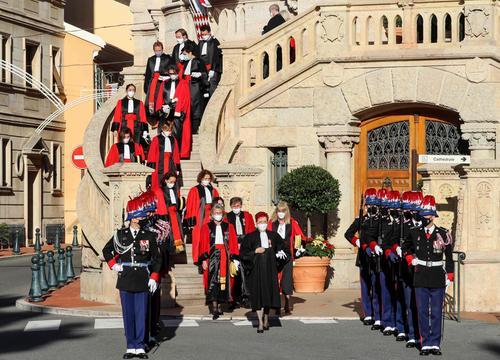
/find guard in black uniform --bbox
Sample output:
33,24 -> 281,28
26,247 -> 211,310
404,195 -> 454,356
102,191 -> 162,359
344,188 -> 381,328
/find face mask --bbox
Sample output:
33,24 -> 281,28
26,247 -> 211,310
201,179 -> 210,186
277,212 -> 286,220
232,208 -> 241,214
176,38 -> 184,44
380,207 -> 389,216
403,212 -> 413,220
257,223 -> 268,232
123,138 -> 130,144
202,35 -> 210,41
155,51 -> 162,57
127,91 -> 135,98
179,54 -> 189,61
170,74 -> 178,81
413,213 -> 422,222
167,183 -> 175,189
162,130 -> 171,136
421,217 -> 431,227
368,207 -> 378,215
213,214 -> 223,222
389,210 -> 399,219
138,219 -> 149,227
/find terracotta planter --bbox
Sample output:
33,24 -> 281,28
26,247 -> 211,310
293,256 -> 331,293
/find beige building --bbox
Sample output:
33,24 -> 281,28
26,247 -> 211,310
77,0 -> 500,313
0,0 -> 66,245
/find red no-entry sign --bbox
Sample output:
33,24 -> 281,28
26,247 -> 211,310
72,146 -> 87,169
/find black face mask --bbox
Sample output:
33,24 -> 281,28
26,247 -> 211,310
420,217 -> 431,227
390,209 -> 399,218
413,213 -> 422,222
367,206 -> 378,215
403,212 -> 413,221
138,218 -> 150,228
380,207 -> 389,216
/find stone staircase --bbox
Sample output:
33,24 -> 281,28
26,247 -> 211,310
180,134 -> 202,197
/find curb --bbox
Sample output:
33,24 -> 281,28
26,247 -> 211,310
1,247 -> 81,261
16,298 -> 359,321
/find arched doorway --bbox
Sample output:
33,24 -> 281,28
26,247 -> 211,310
354,111 -> 468,207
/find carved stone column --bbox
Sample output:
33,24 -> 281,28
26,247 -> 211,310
317,125 -> 360,289
461,123 -> 497,161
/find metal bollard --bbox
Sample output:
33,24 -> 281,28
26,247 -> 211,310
72,225 -> 79,247
28,255 -> 44,302
56,248 -> 66,287
13,229 -> 20,255
38,252 -> 49,295
54,226 -> 61,251
65,246 -> 75,282
34,228 -> 41,252
46,250 -> 58,291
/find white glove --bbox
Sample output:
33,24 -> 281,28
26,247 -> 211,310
203,92 -> 210,98
355,239 -> 361,248
191,72 -> 202,78
446,278 -> 451,288
396,246 -> 402,257
148,279 -> 158,293
208,70 -> 215,79
295,246 -> 305,257
276,250 -> 287,260
411,258 -> 419,266
233,259 -> 240,268
142,130 -> 149,139
158,76 -> 168,81
111,264 -> 123,272
172,98 -> 178,104
374,245 -> 383,256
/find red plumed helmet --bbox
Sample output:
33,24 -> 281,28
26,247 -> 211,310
419,194 -> 438,217
377,188 -> 389,207
388,190 -> 401,209
364,188 -> 378,206
126,190 -> 158,220
401,191 -> 412,210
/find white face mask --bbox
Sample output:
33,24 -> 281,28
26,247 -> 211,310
127,90 -> 135,98
123,138 -> 130,144
170,74 -> 178,81
257,223 -> 268,232
201,179 -> 210,186
176,38 -> 184,44
277,212 -> 286,220
202,35 -> 210,41
232,208 -> 241,214
166,183 -> 175,189
179,54 -> 189,61
154,51 -> 163,57
213,214 -> 223,222
162,130 -> 171,136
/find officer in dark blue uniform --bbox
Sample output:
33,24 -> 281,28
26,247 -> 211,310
404,195 -> 454,356
103,191 -> 162,359
345,188 -> 381,329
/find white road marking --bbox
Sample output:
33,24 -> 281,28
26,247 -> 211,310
162,319 -> 199,327
94,318 -> 124,329
24,320 -> 61,332
233,320 -> 258,326
300,319 -> 339,324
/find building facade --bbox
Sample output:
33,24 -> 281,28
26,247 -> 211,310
77,0 -> 500,312
0,0 -> 66,245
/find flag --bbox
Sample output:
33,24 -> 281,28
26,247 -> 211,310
188,0 -> 211,39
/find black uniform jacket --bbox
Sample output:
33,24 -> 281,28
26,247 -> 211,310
103,228 -> 162,292
344,215 -> 379,268
198,37 -> 222,73
405,226 -> 454,288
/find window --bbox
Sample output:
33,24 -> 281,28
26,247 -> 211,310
51,46 -> 62,93
1,33 -> 12,83
25,40 -> 41,88
270,148 -> 288,205
51,142 -> 62,192
0,138 -> 12,189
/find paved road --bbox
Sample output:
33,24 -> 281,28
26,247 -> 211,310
1,254 -> 499,360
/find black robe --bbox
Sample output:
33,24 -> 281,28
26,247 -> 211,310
144,54 -> 173,94
198,38 -> 222,73
240,230 -> 288,310
185,58 -> 209,120
262,14 -> 286,34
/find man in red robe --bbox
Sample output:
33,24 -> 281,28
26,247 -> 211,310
146,118 -> 181,190
198,203 -> 239,319
111,84 -> 148,145
185,170 -> 219,264
105,128 -> 145,167
157,64 -> 191,159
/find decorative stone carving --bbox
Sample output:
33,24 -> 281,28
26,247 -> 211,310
220,184 -> 231,200
322,62 -> 344,87
465,57 -> 489,83
476,181 -> 492,230
461,126 -> 496,150
317,126 -> 360,153
320,15 -> 344,43
397,0 -> 414,8
438,183 -> 454,201
464,7 -> 490,38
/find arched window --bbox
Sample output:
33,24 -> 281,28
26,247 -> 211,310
353,17 -> 359,45
301,28 -> 308,56
444,13 -> 452,42
416,14 -> 424,43
380,16 -> 388,44
289,37 -> 296,64
430,14 -> 438,43
276,45 -> 283,72
262,52 -> 269,79
395,15 -> 403,44
367,16 -> 374,45
248,59 -> 255,87
458,13 -> 465,41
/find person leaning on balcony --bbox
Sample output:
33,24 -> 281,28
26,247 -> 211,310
262,4 -> 286,35
105,127 -> 145,167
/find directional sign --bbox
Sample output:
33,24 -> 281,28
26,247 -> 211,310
418,154 -> 470,165
71,146 -> 87,169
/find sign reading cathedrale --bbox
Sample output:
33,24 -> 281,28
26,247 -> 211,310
418,154 -> 471,165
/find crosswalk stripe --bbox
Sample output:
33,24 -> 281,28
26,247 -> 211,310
300,319 -> 338,324
94,318 -> 124,329
24,320 -> 61,332
162,319 -> 199,327
233,320 -> 258,326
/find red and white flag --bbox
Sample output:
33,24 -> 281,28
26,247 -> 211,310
188,0 -> 211,39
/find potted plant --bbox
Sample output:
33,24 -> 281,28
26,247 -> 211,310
293,235 -> 335,292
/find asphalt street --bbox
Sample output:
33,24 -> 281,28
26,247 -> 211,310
1,253 -> 499,360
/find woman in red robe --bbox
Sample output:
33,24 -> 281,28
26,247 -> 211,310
105,128 -> 144,167
111,84 -> 148,145
185,169 -> 219,264
198,203 -> 239,319
146,118 -> 181,190
268,201 -> 305,315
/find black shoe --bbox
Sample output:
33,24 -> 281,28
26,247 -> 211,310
406,341 -> 416,348
263,325 -> 269,331
275,309 -> 281,317
371,324 -> 382,331
257,327 -> 264,333
383,328 -> 393,336
396,334 -> 407,341
123,353 -> 135,359
430,348 -> 442,356
420,349 -> 430,356
363,318 -> 374,326
136,354 -> 148,359
212,313 -> 220,320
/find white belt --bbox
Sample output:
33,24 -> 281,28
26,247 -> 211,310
416,259 -> 443,267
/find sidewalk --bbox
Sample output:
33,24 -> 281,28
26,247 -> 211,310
0,244 -> 70,259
